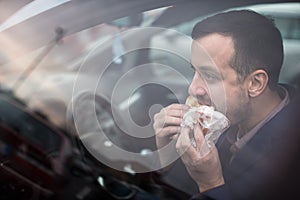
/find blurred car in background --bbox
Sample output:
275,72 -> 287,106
151,2 -> 300,87
0,0 -> 299,199
244,3 -> 300,86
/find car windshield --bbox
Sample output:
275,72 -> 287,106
0,1 -> 299,199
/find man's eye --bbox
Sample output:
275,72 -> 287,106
201,71 -> 218,82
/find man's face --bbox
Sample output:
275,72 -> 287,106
189,33 -> 250,125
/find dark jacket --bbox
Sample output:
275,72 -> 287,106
192,88 -> 300,200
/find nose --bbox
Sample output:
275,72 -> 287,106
188,71 -> 208,97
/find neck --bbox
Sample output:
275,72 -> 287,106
238,87 -> 282,136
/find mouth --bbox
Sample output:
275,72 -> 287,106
196,97 -> 212,107
186,95 -> 215,108
199,101 -> 211,107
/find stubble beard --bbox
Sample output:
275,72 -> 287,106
229,86 -> 251,127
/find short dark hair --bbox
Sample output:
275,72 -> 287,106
192,10 -> 283,90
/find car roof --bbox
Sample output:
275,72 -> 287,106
237,2 -> 300,17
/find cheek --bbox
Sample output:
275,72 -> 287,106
208,83 -> 246,115
206,73 -> 238,111
225,87 -> 249,123
206,83 -> 228,113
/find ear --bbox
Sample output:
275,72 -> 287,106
247,69 -> 269,97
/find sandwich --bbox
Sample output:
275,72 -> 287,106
181,96 -> 229,146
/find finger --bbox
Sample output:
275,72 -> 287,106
165,103 -> 190,112
153,115 -> 182,133
156,126 -> 181,138
194,123 -> 205,146
153,104 -> 183,122
154,108 -> 184,129
162,116 -> 182,127
170,133 -> 179,140
194,123 -> 212,156
176,127 -> 198,157
162,105 -> 189,118
167,109 -> 185,118
177,126 -> 191,149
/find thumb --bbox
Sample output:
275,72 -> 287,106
194,123 -> 205,143
194,123 -> 212,157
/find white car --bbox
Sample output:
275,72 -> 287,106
151,2 -> 300,87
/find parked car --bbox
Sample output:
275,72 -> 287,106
150,2 -> 300,87
243,3 -> 300,86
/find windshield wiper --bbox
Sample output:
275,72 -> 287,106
12,27 -> 64,93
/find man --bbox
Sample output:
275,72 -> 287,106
153,10 -> 300,199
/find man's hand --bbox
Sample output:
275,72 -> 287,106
176,123 -> 224,192
153,104 -> 189,167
